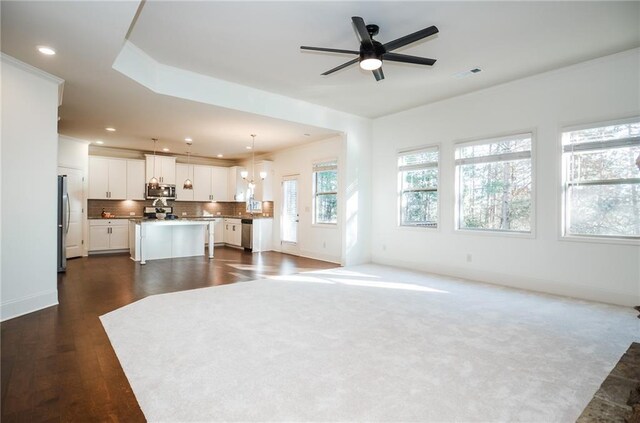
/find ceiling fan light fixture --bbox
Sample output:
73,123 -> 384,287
360,57 -> 382,71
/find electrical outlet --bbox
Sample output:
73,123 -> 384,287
323,241 -> 326,248
382,244 -> 387,251
129,212 -> 135,216
182,212 -> 187,216
466,253 -> 472,262
216,212 -> 221,215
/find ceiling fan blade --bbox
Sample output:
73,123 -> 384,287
321,58 -> 359,75
301,46 -> 360,55
383,25 -> 439,52
352,16 -> 373,49
372,67 -> 384,81
383,52 -> 436,66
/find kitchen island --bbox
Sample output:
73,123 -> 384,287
129,219 -> 217,264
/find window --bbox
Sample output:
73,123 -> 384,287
398,146 -> 439,227
562,119 -> 640,239
313,159 -> 338,224
455,134 -> 533,232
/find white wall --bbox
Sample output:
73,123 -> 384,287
1,55 -> 63,320
58,135 -> 89,170
269,136 -> 345,264
371,48 -> 640,306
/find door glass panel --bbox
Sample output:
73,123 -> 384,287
282,179 -> 298,243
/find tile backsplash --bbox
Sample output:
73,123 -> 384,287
88,199 -> 273,218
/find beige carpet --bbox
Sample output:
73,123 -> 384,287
100,264 -> 639,422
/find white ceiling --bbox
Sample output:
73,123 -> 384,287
130,1 -> 640,118
0,1 -> 339,159
1,1 -> 638,159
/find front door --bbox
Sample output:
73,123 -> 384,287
281,176 -> 299,255
59,167 -> 84,258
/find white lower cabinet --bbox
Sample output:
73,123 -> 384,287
89,220 -> 129,252
224,218 -> 242,247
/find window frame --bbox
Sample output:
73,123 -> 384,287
453,131 -> 536,237
559,117 -> 640,244
397,144 -> 440,230
312,158 -> 338,226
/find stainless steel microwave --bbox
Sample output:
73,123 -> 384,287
146,184 -> 176,200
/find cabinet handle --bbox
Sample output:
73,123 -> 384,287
232,225 -> 235,231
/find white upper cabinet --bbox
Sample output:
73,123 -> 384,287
89,156 -> 127,199
126,160 -> 146,200
145,155 -> 176,185
193,165 -> 229,202
193,165 -> 213,201
211,166 -> 228,201
228,166 -> 248,202
175,164 -> 194,201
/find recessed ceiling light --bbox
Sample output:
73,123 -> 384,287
162,148 -> 170,152
105,127 -> 116,132
95,140 -> 104,145
217,154 -> 223,158
246,146 -> 252,150
185,137 -> 192,142
37,46 -> 56,56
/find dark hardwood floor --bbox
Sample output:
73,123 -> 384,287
1,247 -> 338,422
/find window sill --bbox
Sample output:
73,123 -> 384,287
560,234 -> 640,246
312,223 -> 339,229
454,228 -> 535,239
398,225 -> 439,232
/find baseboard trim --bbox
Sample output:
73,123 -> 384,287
371,255 -> 638,307
1,289 -> 58,322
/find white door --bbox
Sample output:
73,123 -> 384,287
59,167 -> 84,259
281,176 -> 299,255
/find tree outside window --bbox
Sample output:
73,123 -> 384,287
562,120 -> 640,239
455,134 -> 533,232
313,160 -> 338,224
398,147 -> 439,227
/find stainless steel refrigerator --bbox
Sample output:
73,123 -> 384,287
58,175 -> 69,273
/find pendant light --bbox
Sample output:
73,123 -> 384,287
241,134 -> 266,191
149,138 -> 159,189
183,140 -> 193,190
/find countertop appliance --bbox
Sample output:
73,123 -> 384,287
146,184 -> 176,200
241,219 -> 253,250
57,175 -> 69,273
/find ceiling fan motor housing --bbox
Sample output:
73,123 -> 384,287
360,40 -> 386,61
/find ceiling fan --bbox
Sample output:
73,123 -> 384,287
301,16 -> 439,81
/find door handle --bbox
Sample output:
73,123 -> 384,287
66,194 -> 71,234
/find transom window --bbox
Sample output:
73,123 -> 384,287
562,119 -> 640,239
313,159 -> 338,224
455,134 -> 533,233
398,146 -> 439,228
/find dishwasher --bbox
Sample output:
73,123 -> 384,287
241,219 -> 253,251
